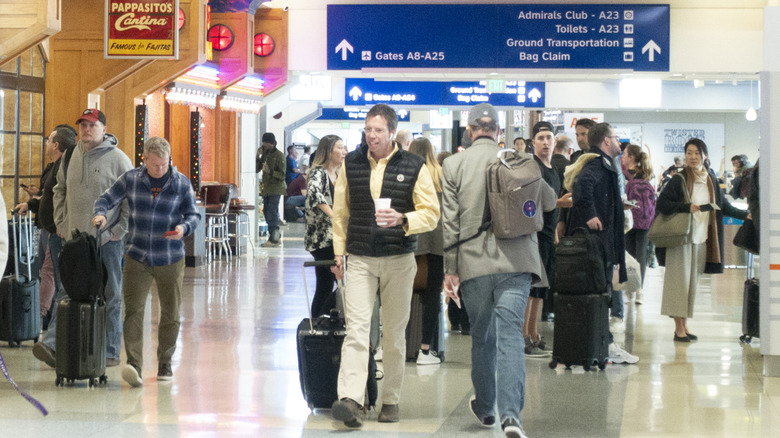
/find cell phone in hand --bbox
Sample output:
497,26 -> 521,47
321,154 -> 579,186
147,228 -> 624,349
20,183 -> 28,188
163,230 -> 178,237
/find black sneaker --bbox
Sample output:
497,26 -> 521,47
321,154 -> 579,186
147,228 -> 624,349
157,363 -> 173,381
332,398 -> 364,428
469,395 -> 495,428
502,418 -> 527,438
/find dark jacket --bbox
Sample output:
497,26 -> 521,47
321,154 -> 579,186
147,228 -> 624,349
27,160 -> 60,233
656,168 -> 748,273
550,153 -> 570,188
257,147 -> 286,196
344,143 -> 424,257
568,147 -> 626,282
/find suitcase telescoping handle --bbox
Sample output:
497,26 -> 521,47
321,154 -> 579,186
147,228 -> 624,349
10,208 -> 33,282
302,259 -> 338,333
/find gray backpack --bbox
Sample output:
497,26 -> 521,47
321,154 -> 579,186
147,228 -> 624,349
445,149 -> 545,250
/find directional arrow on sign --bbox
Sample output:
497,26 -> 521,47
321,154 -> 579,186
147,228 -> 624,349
349,86 -> 362,101
642,40 -> 661,62
335,39 -> 354,61
528,88 -> 542,103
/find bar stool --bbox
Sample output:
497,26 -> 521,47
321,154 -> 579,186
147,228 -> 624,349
201,184 -> 232,263
227,184 -> 255,256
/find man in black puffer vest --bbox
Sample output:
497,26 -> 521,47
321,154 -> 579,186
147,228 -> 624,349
330,104 -> 440,428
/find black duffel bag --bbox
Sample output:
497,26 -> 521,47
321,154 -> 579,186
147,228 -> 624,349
553,227 -> 607,295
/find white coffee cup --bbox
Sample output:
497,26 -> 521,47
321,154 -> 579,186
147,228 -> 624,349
375,198 -> 391,226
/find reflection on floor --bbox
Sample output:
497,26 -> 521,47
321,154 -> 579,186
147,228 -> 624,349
0,223 -> 777,437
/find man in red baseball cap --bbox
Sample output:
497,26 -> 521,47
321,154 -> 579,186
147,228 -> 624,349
33,107 -> 132,370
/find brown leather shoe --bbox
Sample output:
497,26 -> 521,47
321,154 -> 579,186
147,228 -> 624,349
332,398 -> 364,428
378,404 -> 399,423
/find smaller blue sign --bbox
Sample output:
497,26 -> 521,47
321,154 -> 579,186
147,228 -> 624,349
345,79 -> 545,107
318,107 -> 410,122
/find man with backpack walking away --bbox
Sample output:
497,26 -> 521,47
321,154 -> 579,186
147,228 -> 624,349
442,103 -> 556,438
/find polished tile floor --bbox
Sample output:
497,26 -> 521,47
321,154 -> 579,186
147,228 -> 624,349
1,223 -> 777,437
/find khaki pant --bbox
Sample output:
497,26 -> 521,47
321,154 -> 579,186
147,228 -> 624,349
122,256 -> 185,371
338,253 -> 416,405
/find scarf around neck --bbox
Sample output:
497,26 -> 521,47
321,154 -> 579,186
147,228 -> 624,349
684,166 -> 720,264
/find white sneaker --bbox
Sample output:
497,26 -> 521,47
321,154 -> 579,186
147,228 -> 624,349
609,317 -> 625,334
416,349 -> 442,365
609,343 -> 639,364
635,291 -> 644,305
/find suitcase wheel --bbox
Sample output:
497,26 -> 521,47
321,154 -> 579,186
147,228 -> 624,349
598,360 -> 607,370
548,358 -> 558,369
33,336 -> 39,343
740,335 -> 752,344
55,376 -> 62,386
583,361 -> 592,372
564,362 -> 572,370
99,375 -> 108,385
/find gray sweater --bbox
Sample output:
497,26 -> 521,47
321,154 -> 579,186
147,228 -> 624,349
53,134 -> 133,242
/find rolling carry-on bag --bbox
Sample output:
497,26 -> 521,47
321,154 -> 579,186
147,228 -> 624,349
54,298 -> 107,387
0,210 -> 40,347
549,293 -> 609,371
296,259 -> 377,410
54,227 -> 107,387
740,253 -> 759,344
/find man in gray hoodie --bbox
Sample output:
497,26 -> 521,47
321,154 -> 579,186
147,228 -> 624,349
32,109 -> 132,369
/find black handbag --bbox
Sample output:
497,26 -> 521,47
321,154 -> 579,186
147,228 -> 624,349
733,218 -> 759,255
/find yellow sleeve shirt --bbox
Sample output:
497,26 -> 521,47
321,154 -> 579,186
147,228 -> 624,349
332,146 -> 440,256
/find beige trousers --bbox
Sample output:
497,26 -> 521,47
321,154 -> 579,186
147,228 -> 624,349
337,253 -> 416,406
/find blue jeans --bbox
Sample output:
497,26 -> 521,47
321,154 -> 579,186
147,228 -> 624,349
284,195 -> 306,221
101,239 -> 125,360
263,194 -> 281,236
461,272 -> 531,427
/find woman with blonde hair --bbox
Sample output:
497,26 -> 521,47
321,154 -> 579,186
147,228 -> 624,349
304,135 -> 347,317
408,137 -> 444,364
622,144 -> 655,304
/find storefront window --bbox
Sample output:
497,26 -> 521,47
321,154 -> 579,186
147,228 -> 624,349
0,46 -> 46,218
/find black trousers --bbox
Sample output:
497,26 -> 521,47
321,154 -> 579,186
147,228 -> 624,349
309,246 -> 336,317
421,253 -> 444,346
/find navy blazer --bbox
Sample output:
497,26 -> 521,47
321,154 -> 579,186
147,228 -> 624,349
568,148 -> 626,283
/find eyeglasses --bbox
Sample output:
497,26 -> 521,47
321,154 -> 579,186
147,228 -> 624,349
607,135 -> 620,141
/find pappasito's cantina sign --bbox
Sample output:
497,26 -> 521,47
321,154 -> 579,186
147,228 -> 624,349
105,0 -> 179,59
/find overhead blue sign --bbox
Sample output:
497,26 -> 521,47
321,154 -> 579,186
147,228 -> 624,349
328,4 -> 669,72
318,107 -> 410,122
344,79 -> 546,108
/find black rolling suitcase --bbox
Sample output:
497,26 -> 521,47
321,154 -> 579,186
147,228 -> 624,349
54,299 -> 107,387
0,210 -> 41,347
740,253 -> 759,344
296,260 -> 378,410
549,293 -> 609,371
54,227 -> 107,387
